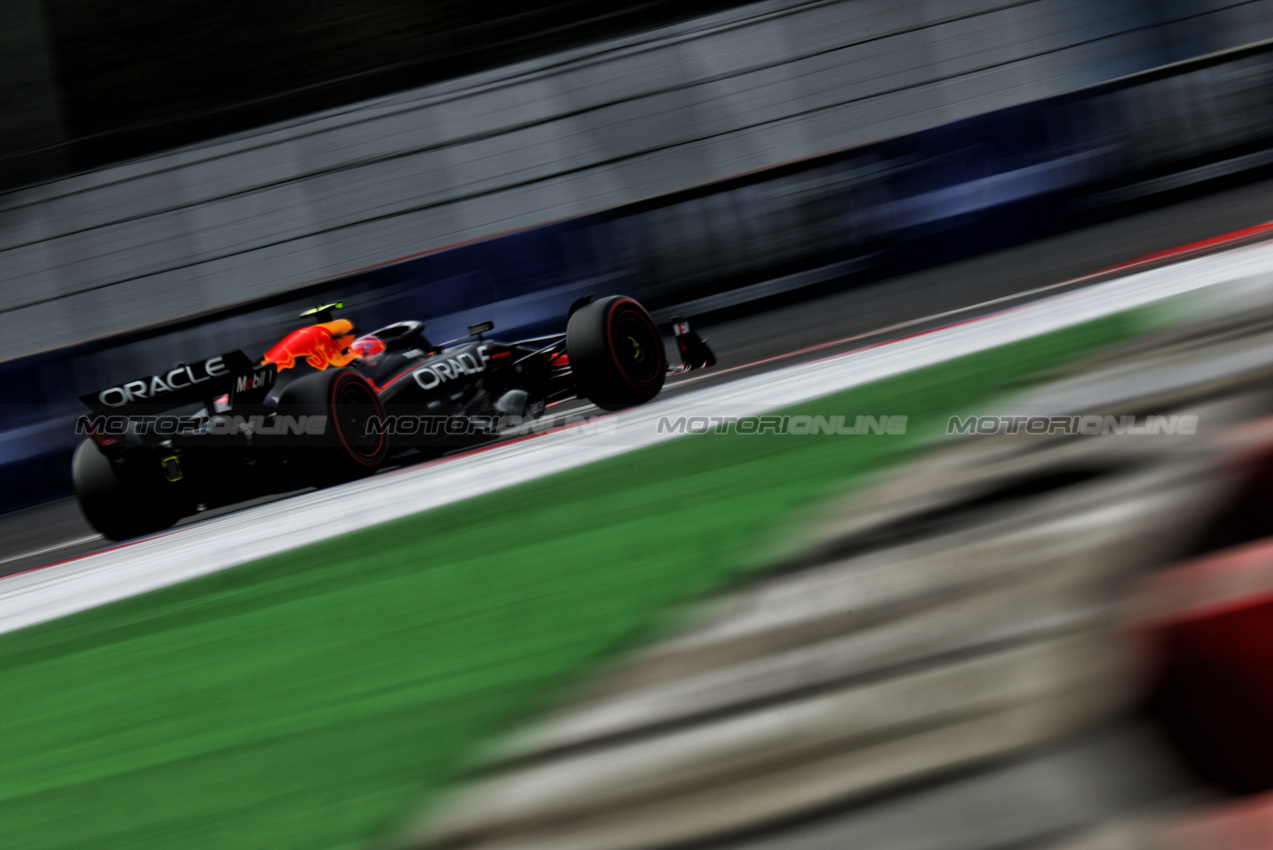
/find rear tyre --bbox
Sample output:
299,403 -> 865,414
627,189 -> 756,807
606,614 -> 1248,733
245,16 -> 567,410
567,296 -> 666,410
276,369 -> 388,487
72,440 -> 183,541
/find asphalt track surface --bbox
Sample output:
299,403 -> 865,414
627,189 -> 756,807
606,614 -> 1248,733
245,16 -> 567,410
8,177 -> 1273,577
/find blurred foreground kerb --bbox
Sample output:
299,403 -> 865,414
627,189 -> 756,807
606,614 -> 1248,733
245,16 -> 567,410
391,309 -> 1273,848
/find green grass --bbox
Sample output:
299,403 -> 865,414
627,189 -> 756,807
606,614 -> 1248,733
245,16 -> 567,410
0,314 -> 1142,850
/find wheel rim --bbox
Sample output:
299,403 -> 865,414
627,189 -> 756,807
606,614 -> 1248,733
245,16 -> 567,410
333,377 -> 385,462
612,308 -> 662,386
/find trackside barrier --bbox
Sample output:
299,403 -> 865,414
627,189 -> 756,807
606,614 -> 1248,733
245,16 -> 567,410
7,39 -> 1273,512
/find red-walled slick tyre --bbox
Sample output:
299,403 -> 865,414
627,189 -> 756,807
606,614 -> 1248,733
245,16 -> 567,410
276,368 -> 388,486
566,296 -> 666,410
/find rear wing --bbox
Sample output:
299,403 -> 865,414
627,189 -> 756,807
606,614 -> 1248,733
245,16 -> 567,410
78,351 -> 277,415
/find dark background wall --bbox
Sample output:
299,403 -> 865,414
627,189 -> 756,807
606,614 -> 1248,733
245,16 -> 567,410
0,0 -> 67,187
5,0 -> 1273,364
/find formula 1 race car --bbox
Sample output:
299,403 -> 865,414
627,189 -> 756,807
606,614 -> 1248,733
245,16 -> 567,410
73,295 -> 715,540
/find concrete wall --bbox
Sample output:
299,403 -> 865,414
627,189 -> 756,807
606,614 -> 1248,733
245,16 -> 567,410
3,0 -> 1273,362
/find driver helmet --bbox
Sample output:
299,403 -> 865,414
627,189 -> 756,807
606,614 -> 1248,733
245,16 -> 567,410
349,334 -> 387,359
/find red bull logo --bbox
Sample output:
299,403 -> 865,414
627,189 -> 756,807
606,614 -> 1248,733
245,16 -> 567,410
262,320 -> 360,371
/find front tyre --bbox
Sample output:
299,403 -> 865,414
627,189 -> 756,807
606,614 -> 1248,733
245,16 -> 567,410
72,440 -> 183,541
567,296 -> 666,410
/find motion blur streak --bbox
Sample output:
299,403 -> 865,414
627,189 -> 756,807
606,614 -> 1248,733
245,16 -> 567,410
418,280 -> 1273,850
9,3 -> 1273,849
0,237 -> 1267,636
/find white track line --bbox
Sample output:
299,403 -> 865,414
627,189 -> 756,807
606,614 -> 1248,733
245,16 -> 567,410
0,536 -> 100,568
2,240 -> 1273,636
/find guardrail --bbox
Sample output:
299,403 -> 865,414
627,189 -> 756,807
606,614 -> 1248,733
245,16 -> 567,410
7,38 -> 1273,514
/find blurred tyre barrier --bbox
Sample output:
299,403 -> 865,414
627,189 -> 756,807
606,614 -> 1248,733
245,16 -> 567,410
400,314 -> 1273,850
9,39 -> 1273,512
1047,508 -> 1273,849
1133,532 -> 1273,797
